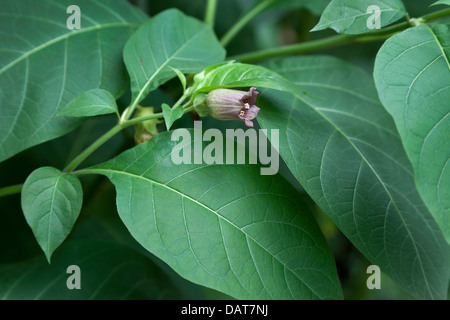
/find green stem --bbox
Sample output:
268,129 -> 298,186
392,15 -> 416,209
64,98 -> 193,172
64,111 -> 165,172
172,92 -> 189,109
0,184 -> 23,198
64,123 -> 124,172
230,34 -> 355,63
229,8 -> 450,63
64,119 -> 95,165
230,21 -> 409,63
121,93 -> 142,123
57,8 -> 450,174
122,112 -> 164,127
205,0 -> 218,25
121,83 -> 161,123
220,0 -> 275,47
422,7 -> 450,22
184,105 -> 195,113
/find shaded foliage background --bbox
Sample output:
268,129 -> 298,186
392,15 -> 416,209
1,0 -> 449,299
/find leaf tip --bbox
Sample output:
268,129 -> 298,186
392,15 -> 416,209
44,249 -> 53,264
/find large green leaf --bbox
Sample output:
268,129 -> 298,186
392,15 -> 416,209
311,0 -> 406,34
82,131 -> 343,300
21,167 -> 83,262
0,240 -> 187,299
374,24 -> 450,244
257,56 -> 450,299
123,8 -> 225,104
0,0 -> 147,163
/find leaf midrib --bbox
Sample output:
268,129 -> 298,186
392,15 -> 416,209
315,8 -> 400,30
288,90 -> 435,298
0,22 -> 141,75
85,168 -> 324,299
131,24 -> 210,102
46,175 -> 62,260
424,24 -> 450,71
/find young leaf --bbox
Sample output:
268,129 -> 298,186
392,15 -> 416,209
21,167 -> 83,263
311,0 -> 406,34
161,104 -> 185,131
193,93 -> 209,117
123,9 -> 226,104
374,24 -> 450,245
258,56 -> 450,300
60,89 -> 119,118
193,62 -> 302,97
431,0 -> 450,6
171,67 -> 187,93
0,240 -> 190,299
0,0 -> 147,163
83,131 -> 343,300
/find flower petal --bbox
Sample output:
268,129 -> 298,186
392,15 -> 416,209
240,87 -> 259,106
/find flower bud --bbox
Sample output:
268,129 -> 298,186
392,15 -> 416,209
133,106 -> 162,144
205,87 -> 260,127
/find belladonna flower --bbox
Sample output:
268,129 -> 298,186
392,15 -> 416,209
205,87 -> 260,127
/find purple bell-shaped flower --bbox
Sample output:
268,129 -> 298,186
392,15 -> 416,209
205,87 -> 260,127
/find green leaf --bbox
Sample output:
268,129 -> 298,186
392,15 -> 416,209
171,67 -> 187,93
60,89 -> 119,118
123,8 -> 225,104
83,131 -> 343,300
0,0 -> 147,163
0,240 -> 189,299
21,167 -> 83,263
257,56 -> 450,300
193,61 -> 302,97
193,93 -> 209,117
374,24 -> 450,244
161,103 -> 185,130
431,0 -> 450,7
311,0 -> 406,34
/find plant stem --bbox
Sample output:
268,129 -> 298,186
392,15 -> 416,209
64,123 -> 124,172
64,99 -> 194,172
229,7 -> 450,63
230,34 -> 355,63
220,0 -> 275,47
0,184 -> 23,198
64,111 -> 166,172
172,92 -> 189,109
422,7 -> 450,22
70,102 -> 180,176
65,90 -> 193,173
121,112 -> 164,127
205,0 -> 218,25
121,93 -> 142,123
55,7 -> 450,174
184,105 -> 195,113
230,21 -> 410,62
